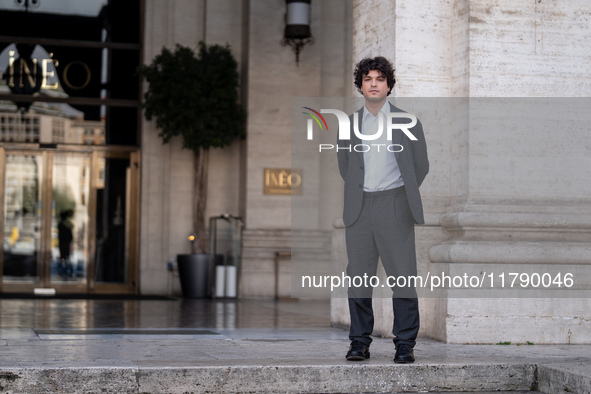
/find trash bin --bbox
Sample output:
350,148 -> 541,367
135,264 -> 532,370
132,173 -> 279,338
177,254 -> 214,298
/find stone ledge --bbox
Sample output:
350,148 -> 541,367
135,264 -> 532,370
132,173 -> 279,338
537,363 -> 591,394
440,211 -> 591,231
429,240 -> 591,265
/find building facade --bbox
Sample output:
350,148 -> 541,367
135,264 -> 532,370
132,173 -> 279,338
0,0 -> 352,297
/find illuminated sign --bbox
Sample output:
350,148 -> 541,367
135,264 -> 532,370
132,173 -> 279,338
3,50 -> 91,93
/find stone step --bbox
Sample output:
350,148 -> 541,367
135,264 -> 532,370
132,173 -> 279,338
0,363 -> 540,393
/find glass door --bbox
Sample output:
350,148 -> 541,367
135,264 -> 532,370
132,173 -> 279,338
49,154 -> 91,290
92,151 -> 140,294
0,147 -> 139,294
1,151 -> 44,286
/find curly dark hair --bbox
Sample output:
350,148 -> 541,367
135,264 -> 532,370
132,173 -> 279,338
353,56 -> 396,96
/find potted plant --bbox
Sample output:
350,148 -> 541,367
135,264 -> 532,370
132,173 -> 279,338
137,42 -> 246,297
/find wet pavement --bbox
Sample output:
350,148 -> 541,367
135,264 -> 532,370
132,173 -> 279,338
0,297 -> 589,393
0,298 -> 330,329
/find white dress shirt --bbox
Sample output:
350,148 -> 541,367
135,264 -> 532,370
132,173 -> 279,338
362,100 -> 404,192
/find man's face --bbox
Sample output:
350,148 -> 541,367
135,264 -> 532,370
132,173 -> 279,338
361,70 -> 389,102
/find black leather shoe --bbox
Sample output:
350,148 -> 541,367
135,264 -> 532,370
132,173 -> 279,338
394,344 -> 415,363
346,340 -> 370,361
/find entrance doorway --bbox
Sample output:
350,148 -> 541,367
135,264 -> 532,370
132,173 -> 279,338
0,147 -> 140,294
0,0 -> 143,295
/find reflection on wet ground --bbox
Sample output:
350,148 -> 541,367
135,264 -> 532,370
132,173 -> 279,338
0,298 -> 331,329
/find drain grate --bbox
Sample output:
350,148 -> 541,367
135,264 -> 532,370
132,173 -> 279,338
34,329 -> 220,335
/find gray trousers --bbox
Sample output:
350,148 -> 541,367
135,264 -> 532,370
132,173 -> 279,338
345,186 -> 420,347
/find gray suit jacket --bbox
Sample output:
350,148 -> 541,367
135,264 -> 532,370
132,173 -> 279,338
337,102 -> 429,226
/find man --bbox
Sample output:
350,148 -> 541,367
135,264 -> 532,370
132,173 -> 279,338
337,57 -> 429,363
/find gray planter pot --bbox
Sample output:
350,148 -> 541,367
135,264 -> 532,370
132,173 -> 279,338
177,254 -> 214,298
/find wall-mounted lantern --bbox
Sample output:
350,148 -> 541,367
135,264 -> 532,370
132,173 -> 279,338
281,0 -> 314,66
14,0 -> 41,12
